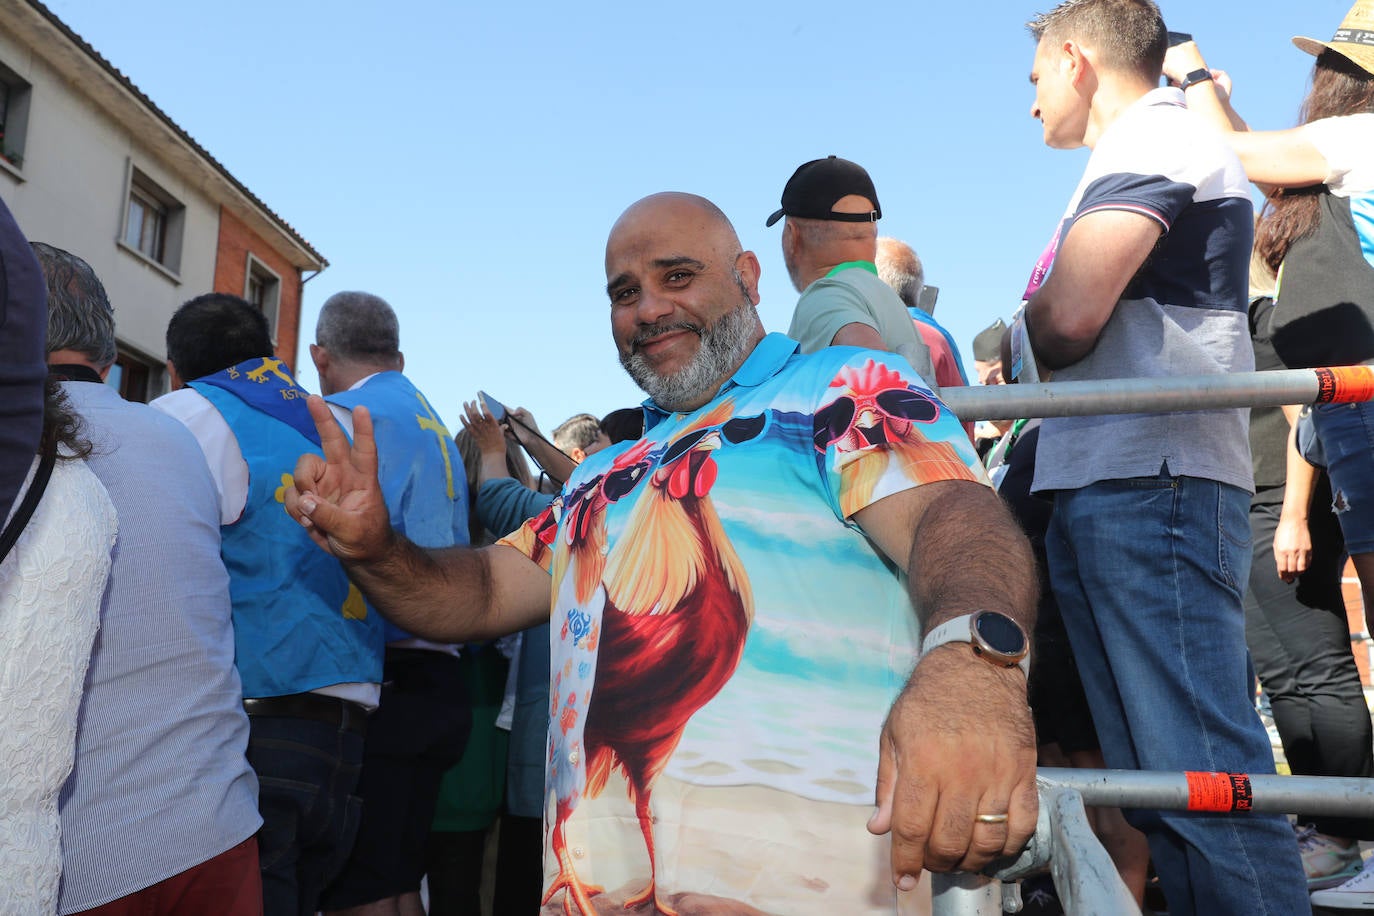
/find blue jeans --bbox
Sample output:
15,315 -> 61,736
246,713 -> 365,916
1046,473 -> 1308,916
1312,400 -> 1374,554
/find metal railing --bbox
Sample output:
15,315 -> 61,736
924,368 -> 1374,913
937,365 -> 1374,421
930,768 -> 1374,915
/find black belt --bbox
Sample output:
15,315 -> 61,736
243,693 -> 369,735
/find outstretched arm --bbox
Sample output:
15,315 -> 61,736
461,399 -> 515,485
1164,41 -> 1330,189
506,406 -> 578,486
286,396 -> 550,641
854,479 -> 1039,888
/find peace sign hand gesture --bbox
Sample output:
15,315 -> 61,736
284,395 -> 395,563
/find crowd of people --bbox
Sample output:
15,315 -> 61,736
2,0 -> 1374,914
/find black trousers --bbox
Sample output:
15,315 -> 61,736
1245,480 -> 1374,838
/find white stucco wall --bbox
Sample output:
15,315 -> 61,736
0,28 -> 219,369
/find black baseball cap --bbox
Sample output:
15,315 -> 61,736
972,319 -> 1008,362
766,155 -> 881,227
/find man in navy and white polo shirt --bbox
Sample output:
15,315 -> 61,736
1007,1 -> 1306,914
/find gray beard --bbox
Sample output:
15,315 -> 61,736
619,300 -> 757,412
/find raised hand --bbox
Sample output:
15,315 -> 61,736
1162,39 -> 1206,86
867,646 -> 1038,889
284,396 -> 394,562
461,399 -> 508,458
504,406 -> 541,447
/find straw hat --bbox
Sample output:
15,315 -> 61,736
1293,0 -> 1374,77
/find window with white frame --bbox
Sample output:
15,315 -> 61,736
124,183 -> 165,260
0,60 -> 31,170
120,165 -> 184,275
245,253 -> 281,340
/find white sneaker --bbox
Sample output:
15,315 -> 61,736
1299,823 -> 1365,889
1312,855 -> 1374,909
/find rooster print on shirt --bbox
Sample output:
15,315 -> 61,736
497,345 -> 986,915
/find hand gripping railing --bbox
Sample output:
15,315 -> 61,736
937,365 -> 1374,421
929,768 -> 1374,915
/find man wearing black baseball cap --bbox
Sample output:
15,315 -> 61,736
770,156 -> 937,386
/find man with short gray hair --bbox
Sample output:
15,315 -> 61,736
875,238 -> 965,382
39,242 -> 264,914
875,237 -> 972,438
311,291 -> 472,916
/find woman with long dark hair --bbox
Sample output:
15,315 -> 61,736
1168,5 -> 1374,608
1165,5 -> 1374,908
0,365 -> 116,912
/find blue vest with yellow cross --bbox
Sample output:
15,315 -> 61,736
327,371 -> 469,643
191,357 -> 383,697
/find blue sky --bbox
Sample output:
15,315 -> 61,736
49,0 -> 1346,434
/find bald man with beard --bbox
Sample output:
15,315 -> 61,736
285,192 -> 1038,914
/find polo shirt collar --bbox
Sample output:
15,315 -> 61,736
826,260 -> 879,278
642,332 -> 798,430
1142,85 -> 1185,109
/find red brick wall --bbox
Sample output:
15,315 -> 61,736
213,206 -> 303,372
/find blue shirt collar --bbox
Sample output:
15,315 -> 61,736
642,332 -> 799,431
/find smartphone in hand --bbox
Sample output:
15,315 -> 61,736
477,390 -> 507,422
1167,30 -> 1193,47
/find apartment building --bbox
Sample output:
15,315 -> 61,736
0,0 -> 325,400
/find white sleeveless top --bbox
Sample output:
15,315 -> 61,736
0,455 -> 114,913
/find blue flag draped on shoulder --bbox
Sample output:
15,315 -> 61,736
195,357 -> 321,446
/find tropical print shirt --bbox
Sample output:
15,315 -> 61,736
499,333 -> 986,915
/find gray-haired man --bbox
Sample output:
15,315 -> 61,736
39,243 -> 263,914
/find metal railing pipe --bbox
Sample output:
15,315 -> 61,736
1037,767 -> 1374,817
938,365 -> 1374,421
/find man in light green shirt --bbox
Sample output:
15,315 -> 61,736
769,155 -> 937,385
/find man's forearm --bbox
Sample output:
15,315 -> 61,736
909,484 -> 1038,634
520,434 -> 577,485
1024,297 -> 1098,371
344,536 -> 511,642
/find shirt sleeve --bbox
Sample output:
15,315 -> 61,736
495,499 -> 559,574
1303,114 -> 1374,196
478,477 -> 556,541
1073,171 -> 1196,232
787,279 -> 876,354
812,350 -> 989,520
151,388 -> 249,525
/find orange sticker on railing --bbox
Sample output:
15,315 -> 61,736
1185,771 -> 1253,812
1314,367 -> 1374,404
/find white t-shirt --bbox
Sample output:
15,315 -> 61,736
1304,113 -> 1374,196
